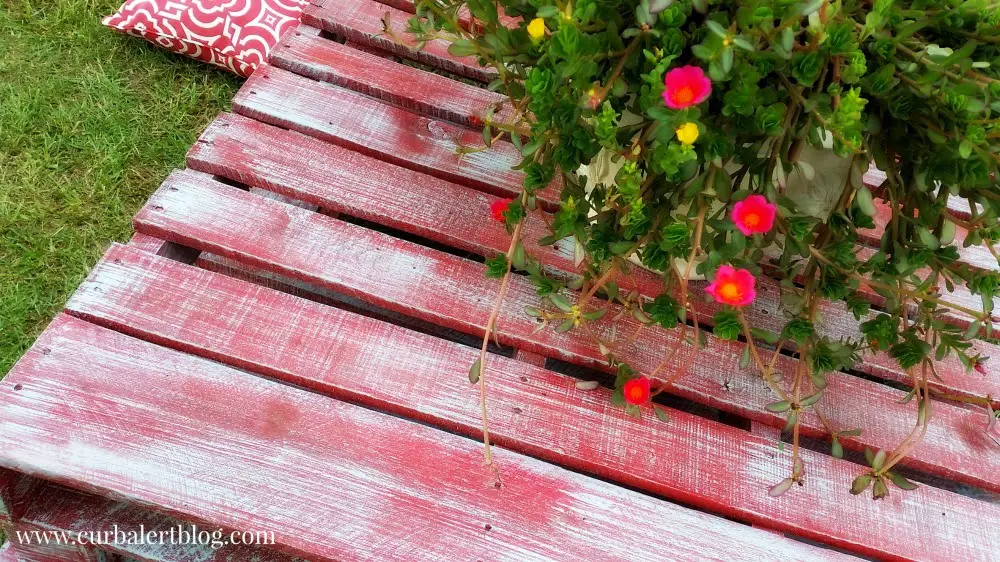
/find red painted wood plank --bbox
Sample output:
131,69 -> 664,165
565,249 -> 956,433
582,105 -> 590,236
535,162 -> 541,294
126,233 -> 168,255
857,168 -> 995,309
377,0 -> 521,30
862,165 -> 982,221
842,242 -> 998,334
947,195 -> 978,221
64,246 -> 1000,561
232,65 -> 560,209
0,469 -> 20,526
14,480 -> 295,562
861,198 -> 998,272
2,472 -> 105,562
270,27 -> 514,130
302,0 -> 494,83
186,115 -> 1000,406
130,175 -> 1000,493
1,315 -> 853,562
514,350 -> 547,368
3,526 -> 103,562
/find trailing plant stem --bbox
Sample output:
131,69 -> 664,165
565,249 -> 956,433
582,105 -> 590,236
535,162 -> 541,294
476,199 -> 527,468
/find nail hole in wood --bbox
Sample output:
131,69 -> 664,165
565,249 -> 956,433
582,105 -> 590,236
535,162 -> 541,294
41,348 -> 51,355
484,524 -> 492,531
13,384 -> 22,391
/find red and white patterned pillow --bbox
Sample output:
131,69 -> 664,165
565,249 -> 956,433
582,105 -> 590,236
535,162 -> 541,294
103,0 -> 308,77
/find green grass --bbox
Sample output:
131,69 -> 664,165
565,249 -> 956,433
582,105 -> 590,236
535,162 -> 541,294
0,0 -> 241,378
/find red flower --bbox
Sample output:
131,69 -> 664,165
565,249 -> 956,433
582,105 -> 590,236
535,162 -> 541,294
706,265 -> 757,307
731,194 -> 777,236
974,357 -> 989,375
623,377 -> 651,405
490,198 -> 512,223
662,66 -> 712,109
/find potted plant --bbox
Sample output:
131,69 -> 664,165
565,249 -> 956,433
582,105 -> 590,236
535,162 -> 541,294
408,0 -> 1000,497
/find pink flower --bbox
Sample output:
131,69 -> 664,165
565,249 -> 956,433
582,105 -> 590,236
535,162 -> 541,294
490,198 -> 512,222
706,265 -> 757,307
623,377 -> 651,405
662,66 -> 712,109
732,194 -> 777,236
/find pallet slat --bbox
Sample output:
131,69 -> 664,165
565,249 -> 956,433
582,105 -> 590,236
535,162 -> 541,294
233,65 -> 561,209
864,199 -> 998,272
131,173 -> 1000,494
377,0 -> 522,30
187,114 -> 1000,407
302,0 -> 494,83
66,245 -> 1000,561
0,315 -> 851,562
861,167 -> 984,223
271,27 -> 513,130
12,479 -> 298,562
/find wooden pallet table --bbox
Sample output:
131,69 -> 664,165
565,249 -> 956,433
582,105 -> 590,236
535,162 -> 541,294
2,0 -> 999,560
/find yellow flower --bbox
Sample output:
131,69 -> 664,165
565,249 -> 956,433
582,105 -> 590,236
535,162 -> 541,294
675,122 -> 699,145
527,18 -> 546,42
723,37 -> 732,47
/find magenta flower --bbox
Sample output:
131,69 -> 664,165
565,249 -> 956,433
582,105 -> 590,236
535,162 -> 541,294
731,195 -> 777,236
662,66 -> 712,109
706,265 -> 757,307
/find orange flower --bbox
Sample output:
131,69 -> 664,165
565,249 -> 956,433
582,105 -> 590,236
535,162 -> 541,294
706,265 -> 757,307
623,377 -> 651,405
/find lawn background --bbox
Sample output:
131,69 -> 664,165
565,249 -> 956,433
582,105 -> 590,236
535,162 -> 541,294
1,0 -> 240,382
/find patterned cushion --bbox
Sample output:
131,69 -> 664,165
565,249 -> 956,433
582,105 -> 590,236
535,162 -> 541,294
103,0 -> 308,77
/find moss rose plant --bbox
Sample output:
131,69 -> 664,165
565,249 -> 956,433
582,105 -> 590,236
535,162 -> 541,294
409,0 -> 1000,497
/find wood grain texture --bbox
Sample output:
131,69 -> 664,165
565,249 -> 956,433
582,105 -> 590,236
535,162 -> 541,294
186,116 -> 1000,407
126,233 -> 168,255
302,0 -> 494,83
13,480 -> 299,562
270,28 -> 514,130
0,541 -> 93,562
0,469 -> 19,526
129,175 -> 1000,493
62,245 -> 1000,561
232,64 -> 561,209
0,315 -> 853,562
